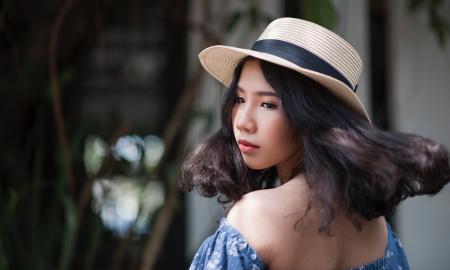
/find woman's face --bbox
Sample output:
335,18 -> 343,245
232,60 -> 301,175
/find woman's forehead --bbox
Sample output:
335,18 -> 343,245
238,60 -> 277,95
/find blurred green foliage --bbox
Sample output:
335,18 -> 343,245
302,0 -> 336,30
408,0 -> 450,47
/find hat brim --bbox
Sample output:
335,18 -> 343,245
199,45 -> 371,124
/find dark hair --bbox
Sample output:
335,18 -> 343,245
179,56 -> 450,233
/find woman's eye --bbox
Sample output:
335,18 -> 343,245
261,103 -> 278,109
235,97 -> 245,104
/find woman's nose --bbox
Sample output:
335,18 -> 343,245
235,106 -> 257,134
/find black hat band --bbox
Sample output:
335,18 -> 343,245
251,39 -> 355,92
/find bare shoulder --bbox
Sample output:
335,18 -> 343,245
225,180 -> 309,265
226,189 -> 273,225
226,189 -> 277,263
226,189 -> 275,237
226,176 -> 309,234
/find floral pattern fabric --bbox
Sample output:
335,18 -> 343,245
189,217 -> 409,270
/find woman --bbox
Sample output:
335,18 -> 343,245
180,17 -> 450,269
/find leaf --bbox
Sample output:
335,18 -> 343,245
2,188 -> 28,269
40,192 -> 64,270
407,0 -> 450,48
408,0 -> 427,12
59,68 -> 75,90
430,13 -> 448,46
263,15 -> 275,25
0,234 -> 9,269
0,212 -> 8,269
58,195 -> 78,270
428,0 -> 449,46
249,5 -> 258,28
30,136 -> 45,270
83,218 -> 103,270
301,0 -> 336,30
6,189 -> 19,214
226,11 -> 242,33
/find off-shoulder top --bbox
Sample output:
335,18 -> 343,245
189,217 -> 409,270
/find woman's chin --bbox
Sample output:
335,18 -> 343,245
244,162 -> 269,171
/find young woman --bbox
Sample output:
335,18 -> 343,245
180,18 -> 450,270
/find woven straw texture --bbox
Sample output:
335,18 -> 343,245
198,17 -> 371,124
258,18 -> 362,89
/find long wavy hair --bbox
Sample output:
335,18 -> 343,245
179,56 -> 450,233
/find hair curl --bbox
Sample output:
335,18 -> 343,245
179,56 -> 450,233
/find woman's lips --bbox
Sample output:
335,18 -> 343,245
238,139 -> 259,153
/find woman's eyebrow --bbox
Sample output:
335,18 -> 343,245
237,86 -> 278,97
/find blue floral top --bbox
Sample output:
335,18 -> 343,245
189,217 -> 409,270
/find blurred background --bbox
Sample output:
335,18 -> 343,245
1,0 -> 449,269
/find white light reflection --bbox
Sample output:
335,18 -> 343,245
133,180 -> 165,235
144,135 -> 165,169
92,176 -> 140,237
83,135 -> 108,176
111,135 -> 144,163
91,176 -> 165,238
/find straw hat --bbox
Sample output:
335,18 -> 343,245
198,17 -> 371,124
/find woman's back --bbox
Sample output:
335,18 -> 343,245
225,174 -> 400,270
